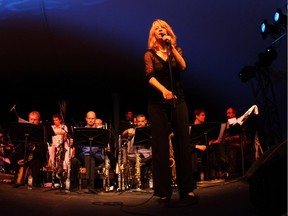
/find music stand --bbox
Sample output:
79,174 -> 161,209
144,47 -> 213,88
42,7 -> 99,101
190,122 -> 221,180
73,127 -> 110,147
9,122 -> 46,186
73,127 -> 110,193
128,126 -> 153,193
133,126 -> 152,147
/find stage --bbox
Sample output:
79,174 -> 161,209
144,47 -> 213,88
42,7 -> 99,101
0,174 -> 258,216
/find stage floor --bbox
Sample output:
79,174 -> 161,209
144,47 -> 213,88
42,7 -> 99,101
0,174 -> 258,216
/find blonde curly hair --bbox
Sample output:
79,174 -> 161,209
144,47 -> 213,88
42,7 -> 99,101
147,19 -> 177,50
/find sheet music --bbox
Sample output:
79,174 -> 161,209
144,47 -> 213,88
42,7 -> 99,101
217,123 -> 227,141
235,105 -> 259,126
18,117 -> 29,123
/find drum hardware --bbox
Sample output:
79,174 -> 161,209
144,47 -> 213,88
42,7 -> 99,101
0,144 -> 13,175
0,144 -> 12,165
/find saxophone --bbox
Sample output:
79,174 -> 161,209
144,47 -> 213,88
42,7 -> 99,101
169,133 -> 177,185
121,142 -> 128,190
116,135 -> 125,191
116,135 -> 132,191
134,147 -> 142,190
102,145 -> 111,192
55,141 -> 66,180
16,144 -> 35,185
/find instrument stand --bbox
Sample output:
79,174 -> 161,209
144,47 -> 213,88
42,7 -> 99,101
115,137 -> 131,193
44,145 -> 66,194
127,126 -> 153,194
228,124 -> 247,178
73,127 -> 110,194
9,123 -> 46,188
64,140 -> 73,192
190,122 -> 221,181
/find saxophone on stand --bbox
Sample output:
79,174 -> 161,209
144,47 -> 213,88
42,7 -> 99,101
134,147 -> 142,190
120,141 -> 128,190
55,142 -> 66,181
16,144 -> 35,185
116,135 -> 124,191
102,145 -> 111,192
169,133 -> 177,186
50,138 -> 66,189
116,135 -> 132,191
65,138 -> 73,191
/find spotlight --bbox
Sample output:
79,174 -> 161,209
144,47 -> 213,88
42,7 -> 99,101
258,46 -> 277,66
260,19 -> 281,39
239,66 -> 256,82
273,8 -> 287,27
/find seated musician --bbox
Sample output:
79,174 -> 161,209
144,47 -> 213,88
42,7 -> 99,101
190,108 -> 207,182
48,114 -> 69,179
209,107 -> 243,178
77,111 -> 104,193
10,111 -> 52,187
122,114 -> 152,187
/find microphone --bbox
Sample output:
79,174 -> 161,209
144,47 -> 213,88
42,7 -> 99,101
160,33 -> 171,46
9,104 -> 16,112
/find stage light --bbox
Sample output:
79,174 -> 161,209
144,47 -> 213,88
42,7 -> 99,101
260,19 -> 281,39
273,8 -> 287,27
258,46 -> 277,66
239,66 -> 256,83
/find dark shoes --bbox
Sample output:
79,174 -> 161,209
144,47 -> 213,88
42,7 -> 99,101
178,194 -> 200,206
13,183 -> 23,188
180,194 -> 200,202
157,196 -> 171,203
157,193 -> 200,207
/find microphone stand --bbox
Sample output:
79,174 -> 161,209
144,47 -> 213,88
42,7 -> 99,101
166,44 -> 176,108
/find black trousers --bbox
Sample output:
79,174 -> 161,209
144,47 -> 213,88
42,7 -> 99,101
148,101 -> 194,198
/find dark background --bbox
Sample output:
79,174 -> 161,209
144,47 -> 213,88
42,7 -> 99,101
0,0 -> 286,147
